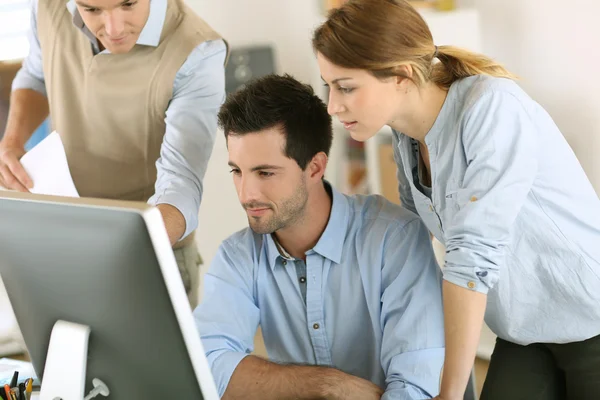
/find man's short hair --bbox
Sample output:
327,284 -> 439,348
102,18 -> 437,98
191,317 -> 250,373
218,74 -> 332,169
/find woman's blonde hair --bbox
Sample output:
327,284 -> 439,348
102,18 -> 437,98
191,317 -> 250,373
312,0 -> 516,88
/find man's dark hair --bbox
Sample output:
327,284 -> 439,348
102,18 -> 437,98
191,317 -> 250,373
218,74 -> 332,169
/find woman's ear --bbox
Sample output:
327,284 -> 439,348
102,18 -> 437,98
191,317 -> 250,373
394,64 -> 414,87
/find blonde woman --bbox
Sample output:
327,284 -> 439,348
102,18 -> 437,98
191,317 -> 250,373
314,0 -> 600,399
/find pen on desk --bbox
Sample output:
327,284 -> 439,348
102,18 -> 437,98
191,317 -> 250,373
25,380 -> 32,400
17,383 -> 24,400
8,389 -> 16,400
9,372 -> 18,389
4,385 -> 11,400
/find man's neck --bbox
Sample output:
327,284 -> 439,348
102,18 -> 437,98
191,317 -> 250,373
273,183 -> 332,260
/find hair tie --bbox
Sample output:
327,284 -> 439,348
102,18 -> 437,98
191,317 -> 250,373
433,45 -> 439,58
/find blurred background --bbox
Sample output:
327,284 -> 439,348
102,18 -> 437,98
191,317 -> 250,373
1,0 -> 599,396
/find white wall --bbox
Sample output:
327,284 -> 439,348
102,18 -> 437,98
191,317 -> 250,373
188,0 -> 324,91
473,0 -> 600,193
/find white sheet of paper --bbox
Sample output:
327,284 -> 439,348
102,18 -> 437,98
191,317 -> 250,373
20,131 -> 79,197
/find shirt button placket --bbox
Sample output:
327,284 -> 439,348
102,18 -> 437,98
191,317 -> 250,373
305,255 -> 332,366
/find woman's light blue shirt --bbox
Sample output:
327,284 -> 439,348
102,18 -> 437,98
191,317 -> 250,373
393,75 -> 600,345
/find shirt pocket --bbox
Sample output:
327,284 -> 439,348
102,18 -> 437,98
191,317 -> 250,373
439,188 -> 463,229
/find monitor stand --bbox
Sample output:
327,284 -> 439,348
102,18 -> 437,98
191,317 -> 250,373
39,320 -> 92,400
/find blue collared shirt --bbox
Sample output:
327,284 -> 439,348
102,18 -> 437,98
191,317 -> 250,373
194,184 -> 445,399
12,0 -> 227,239
393,75 -> 600,345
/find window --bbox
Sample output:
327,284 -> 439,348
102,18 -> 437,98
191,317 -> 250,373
0,0 -> 30,61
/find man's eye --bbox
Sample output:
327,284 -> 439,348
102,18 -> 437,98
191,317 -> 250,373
229,169 -> 241,175
259,171 -> 274,177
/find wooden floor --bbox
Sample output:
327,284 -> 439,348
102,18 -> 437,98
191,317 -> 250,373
474,357 -> 490,398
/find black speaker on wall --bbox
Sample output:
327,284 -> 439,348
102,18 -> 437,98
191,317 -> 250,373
225,45 -> 276,94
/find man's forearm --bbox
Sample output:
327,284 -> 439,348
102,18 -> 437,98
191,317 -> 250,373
223,355 -> 351,400
439,280 -> 486,399
157,203 -> 186,246
2,89 -> 49,146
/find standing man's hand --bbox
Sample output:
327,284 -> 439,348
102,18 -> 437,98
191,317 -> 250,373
0,142 -> 31,191
156,203 -> 186,246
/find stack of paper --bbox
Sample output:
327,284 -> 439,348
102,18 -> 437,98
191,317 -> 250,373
19,131 -> 79,197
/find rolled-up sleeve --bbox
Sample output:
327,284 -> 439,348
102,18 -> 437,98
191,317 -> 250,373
148,39 -> 227,240
443,91 -> 538,294
11,0 -> 47,96
381,218 -> 445,399
193,240 -> 259,397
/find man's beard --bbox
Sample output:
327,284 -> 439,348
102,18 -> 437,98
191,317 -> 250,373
245,181 -> 308,234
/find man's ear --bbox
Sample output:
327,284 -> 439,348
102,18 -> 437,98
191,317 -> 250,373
307,152 -> 328,181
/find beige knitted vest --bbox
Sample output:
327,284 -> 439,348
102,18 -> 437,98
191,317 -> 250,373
37,0 -> 224,203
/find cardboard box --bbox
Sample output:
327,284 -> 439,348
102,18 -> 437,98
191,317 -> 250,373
379,143 -> 401,205
0,61 -> 21,102
0,61 -> 23,137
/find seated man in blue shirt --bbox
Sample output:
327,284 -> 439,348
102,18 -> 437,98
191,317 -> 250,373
194,74 -> 445,400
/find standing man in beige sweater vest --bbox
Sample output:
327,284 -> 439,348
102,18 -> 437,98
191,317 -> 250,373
0,0 -> 228,308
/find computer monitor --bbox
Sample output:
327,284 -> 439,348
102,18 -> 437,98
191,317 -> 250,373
0,191 -> 218,400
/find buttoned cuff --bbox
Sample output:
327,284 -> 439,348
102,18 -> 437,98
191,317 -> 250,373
148,188 -> 199,241
11,68 -> 47,97
443,262 -> 492,295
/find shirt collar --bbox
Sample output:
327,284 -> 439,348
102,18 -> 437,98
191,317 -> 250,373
424,79 -> 457,147
66,0 -> 167,52
265,181 -> 349,269
272,236 -> 295,261
392,78 -> 458,148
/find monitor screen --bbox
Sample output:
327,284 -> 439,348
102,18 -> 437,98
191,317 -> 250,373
0,191 -> 218,399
